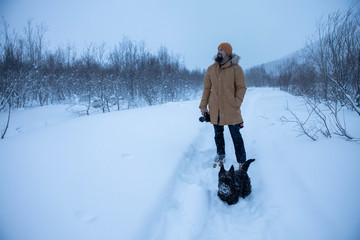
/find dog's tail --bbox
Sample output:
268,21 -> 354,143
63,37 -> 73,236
242,159 -> 255,172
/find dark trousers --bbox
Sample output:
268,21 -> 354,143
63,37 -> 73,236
213,124 -> 246,164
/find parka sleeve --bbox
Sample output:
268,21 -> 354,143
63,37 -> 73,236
234,66 -> 247,108
199,69 -> 212,110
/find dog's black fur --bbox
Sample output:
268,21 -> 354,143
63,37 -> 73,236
217,159 -> 255,205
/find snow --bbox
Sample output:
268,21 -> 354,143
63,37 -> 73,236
1,88 -> 360,240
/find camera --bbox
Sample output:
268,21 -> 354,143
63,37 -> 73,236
199,112 -> 210,122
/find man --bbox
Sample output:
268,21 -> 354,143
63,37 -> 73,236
199,42 -> 247,169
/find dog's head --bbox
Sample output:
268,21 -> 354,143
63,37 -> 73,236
218,165 -> 238,204
217,159 -> 255,205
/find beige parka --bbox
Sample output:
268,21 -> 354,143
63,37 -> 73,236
199,54 -> 247,126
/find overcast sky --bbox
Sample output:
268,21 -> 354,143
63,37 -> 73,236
0,0 -> 355,70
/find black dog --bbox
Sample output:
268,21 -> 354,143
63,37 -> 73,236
217,159 -> 255,205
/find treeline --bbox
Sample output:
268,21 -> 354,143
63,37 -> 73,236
0,18 -> 205,115
246,9 -> 359,113
246,9 -> 360,140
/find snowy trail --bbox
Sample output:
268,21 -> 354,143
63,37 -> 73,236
146,116 -> 278,240
178,129 -> 269,240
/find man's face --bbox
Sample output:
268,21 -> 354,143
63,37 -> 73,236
217,47 -> 228,59
215,47 -> 229,63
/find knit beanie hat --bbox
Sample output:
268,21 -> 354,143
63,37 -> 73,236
218,43 -> 232,56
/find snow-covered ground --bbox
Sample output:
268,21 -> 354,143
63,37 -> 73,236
1,88 -> 359,240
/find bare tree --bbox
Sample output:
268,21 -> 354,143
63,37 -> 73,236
282,96 -> 359,142
281,102 -> 319,141
306,9 -> 360,114
279,8 -> 360,141
0,82 -> 17,139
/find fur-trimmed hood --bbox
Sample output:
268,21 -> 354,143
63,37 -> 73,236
213,54 -> 240,66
